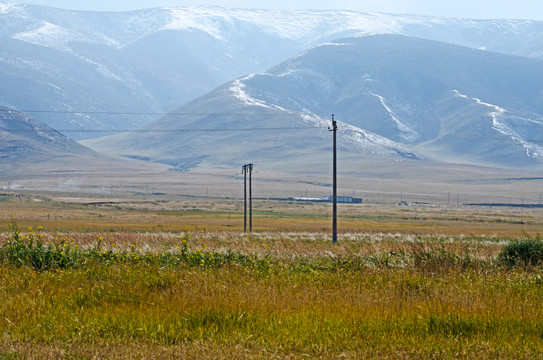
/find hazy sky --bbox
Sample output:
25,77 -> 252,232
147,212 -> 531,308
3,0 -> 543,21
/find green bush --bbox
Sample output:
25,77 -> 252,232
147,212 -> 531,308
1,219 -> 79,271
0,220 -> 271,273
498,237 -> 543,267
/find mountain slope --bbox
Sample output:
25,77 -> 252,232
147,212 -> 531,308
85,35 -> 543,171
0,106 -> 96,170
0,106 -> 174,178
230,35 -> 543,168
83,79 -> 418,173
2,2 -> 543,139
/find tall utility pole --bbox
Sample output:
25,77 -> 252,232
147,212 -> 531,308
243,165 -> 247,232
329,115 -> 338,244
242,163 -> 254,233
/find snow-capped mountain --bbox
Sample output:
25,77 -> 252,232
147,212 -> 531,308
85,35 -> 543,171
1,2 -> 543,139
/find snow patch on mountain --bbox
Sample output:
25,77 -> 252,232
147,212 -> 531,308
287,41 -> 353,60
1,55 -> 53,75
162,7 -> 447,43
316,42 -> 355,48
453,90 -> 543,158
0,2 -> 17,14
370,93 -> 420,142
12,20 -> 84,50
230,76 -> 271,109
165,7 -> 227,40
3,4 -> 543,63
453,90 -> 505,115
230,75 -> 289,111
69,52 -> 124,82
34,126 -> 62,143
453,90 -> 508,133
493,114 -> 543,158
300,113 -> 416,158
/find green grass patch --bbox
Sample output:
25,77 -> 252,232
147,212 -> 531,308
498,235 -> 543,267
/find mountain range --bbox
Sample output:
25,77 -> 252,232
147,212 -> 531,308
85,34 -> 543,170
1,2 -> 543,139
1,3 -> 543,174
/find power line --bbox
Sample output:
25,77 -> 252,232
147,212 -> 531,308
3,109 -> 542,128
1,126 -> 322,133
2,109 -> 542,128
2,128 -> 543,143
0,109 -> 299,116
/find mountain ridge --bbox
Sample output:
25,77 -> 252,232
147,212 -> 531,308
0,106 -> 96,171
84,34 -> 543,171
2,2 -> 543,139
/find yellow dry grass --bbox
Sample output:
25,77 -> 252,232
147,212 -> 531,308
0,194 -> 541,237
1,193 -> 542,358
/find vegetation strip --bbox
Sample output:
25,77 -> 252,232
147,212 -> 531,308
2,220 -> 543,358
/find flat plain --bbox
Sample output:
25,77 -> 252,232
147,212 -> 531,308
1,188 -> 543,359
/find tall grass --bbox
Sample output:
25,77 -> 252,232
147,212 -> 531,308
498,234 -> 543,267
1,223 -> 543,358
0,220 -> 271,273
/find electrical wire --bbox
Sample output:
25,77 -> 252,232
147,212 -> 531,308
1,109 -> 542,138
1,126 -> 323,133
0,109 -> 298,116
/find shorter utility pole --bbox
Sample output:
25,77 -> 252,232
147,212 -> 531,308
249,163 -> 253,233
242,163 -> 254,233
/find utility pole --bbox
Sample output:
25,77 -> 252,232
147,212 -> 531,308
242,163 -> 254,233
329,115 -> 338,244
249,163 -> 253,233
243,165 -> 247,232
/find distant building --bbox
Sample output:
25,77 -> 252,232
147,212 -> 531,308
290,195 -> 362,204
324,195 -> 363,204
291,197 -> 326,202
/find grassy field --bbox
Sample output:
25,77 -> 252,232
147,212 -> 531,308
1,194 -> 543,359
0,192 -> 542,236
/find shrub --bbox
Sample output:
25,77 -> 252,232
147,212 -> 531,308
498,237 -> 543,267
0,220 -> 271,273
1,219 -> 79,271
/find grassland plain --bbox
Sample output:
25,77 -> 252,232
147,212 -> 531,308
0,193 -> 542,236
1,196 -> 543,359
1,232 -> 543,358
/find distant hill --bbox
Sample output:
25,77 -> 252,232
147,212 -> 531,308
84,35 -> 543,171
0,106 -> 96,166
0,107 -> 171,177
1,2 -> 543,139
